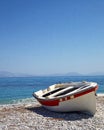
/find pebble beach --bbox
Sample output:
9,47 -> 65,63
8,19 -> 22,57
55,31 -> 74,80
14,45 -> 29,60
0,95 -> 104,130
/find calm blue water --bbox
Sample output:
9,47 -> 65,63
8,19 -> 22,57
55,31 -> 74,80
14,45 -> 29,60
0,76 -> 104,104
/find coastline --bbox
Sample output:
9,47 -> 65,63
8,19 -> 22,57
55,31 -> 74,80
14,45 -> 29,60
0,95 -> 104,130
97,93 -> 104,96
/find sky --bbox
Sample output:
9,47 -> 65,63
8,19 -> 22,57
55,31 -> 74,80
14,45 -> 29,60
0,0 -> 104,75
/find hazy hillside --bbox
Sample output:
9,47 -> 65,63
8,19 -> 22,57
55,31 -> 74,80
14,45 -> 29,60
0,71 -> 15,77
0,71 -> 104,77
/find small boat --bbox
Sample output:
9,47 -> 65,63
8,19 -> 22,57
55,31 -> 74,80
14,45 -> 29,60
33,81 -> 98,115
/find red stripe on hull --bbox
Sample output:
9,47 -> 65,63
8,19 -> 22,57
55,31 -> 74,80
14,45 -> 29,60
38,99 -> 59,106
38,86 -> 98,106
74,86 -> 98,99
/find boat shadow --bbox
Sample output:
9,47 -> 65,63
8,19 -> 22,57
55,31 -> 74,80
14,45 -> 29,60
26,105 -> 93,121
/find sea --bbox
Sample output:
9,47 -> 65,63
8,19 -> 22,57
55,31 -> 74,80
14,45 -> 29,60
0,76 -> 104,105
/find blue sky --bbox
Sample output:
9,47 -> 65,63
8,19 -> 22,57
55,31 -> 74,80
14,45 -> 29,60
0,0 -> 104,75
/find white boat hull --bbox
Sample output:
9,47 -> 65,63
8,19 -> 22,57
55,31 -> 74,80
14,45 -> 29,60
44,91 -> 96,115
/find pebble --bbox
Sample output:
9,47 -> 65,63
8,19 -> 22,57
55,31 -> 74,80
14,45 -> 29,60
0,96 -> 104,130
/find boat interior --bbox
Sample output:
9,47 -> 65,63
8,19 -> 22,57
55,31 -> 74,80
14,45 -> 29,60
33,82 -> 96,99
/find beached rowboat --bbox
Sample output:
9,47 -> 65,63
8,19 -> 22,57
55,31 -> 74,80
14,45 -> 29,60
33,81 -> 98,115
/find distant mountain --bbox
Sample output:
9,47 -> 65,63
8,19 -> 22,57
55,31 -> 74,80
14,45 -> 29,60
0,71 -> 15,77
0,71 -> 33,77
65,72 -> 82,76
0,71 -> 104,77
49,72 -> 83,76
48,72 -> 104,76
87,72 -> 104,76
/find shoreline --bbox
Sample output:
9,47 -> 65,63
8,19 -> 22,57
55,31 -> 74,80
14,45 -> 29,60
0,93 -> 104,106
0,95 -> 104,129
97,93 -> 104,96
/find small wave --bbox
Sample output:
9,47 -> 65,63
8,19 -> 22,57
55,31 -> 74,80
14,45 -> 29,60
11,97 -> 37,104
97,93 -> 104,97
